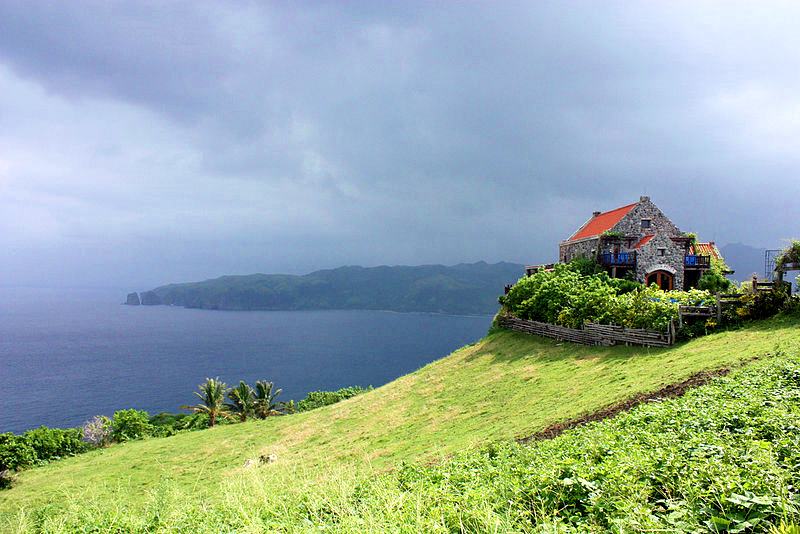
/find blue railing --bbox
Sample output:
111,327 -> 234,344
600,251 -> 637,266
684,255 -> 711,268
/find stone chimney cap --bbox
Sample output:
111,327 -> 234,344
593,211 -> 601,217
640,195 -> 650,202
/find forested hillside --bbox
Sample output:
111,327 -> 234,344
133,262 -> 524,314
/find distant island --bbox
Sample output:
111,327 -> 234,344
125,262 -> 525,315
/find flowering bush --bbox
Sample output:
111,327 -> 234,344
776,240 -> 800,270
82,415 -> 112,447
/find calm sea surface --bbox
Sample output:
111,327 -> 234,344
0,287 -> 492,434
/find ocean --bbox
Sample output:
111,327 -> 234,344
0,287 -> 492,434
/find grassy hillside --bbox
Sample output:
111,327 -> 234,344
137,261 -> 524,314
2,313 -> 800,531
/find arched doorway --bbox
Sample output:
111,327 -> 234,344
646,270 -> 674,290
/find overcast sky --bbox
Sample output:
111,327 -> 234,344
1,1 -> 798,289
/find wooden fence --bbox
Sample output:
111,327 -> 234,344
498,316 -> 674,347
677,293 -> 741,327
676,285 -> 791,328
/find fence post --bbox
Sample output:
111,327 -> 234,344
715,293 -> 722,323
775,269 -> 784,290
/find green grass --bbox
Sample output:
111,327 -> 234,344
2,313 -> 800,531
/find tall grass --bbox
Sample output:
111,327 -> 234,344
6,355 -> 800,533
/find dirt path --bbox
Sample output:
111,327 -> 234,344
517,364 -> 744,444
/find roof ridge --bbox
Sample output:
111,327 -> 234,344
565,201 -> 639,243
597,201 -> 638,215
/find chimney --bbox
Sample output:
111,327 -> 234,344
640,195 -> 650,202
593,211 -> 601,217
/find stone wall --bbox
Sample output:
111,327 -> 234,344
559,237 -> 599,263
611,196 -> 682,239
613,197 -> 687,289
635,233 -> 686,289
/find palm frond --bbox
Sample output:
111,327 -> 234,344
184,377 -> 230,426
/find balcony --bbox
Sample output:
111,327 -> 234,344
525,263 -> 555,276
600,251 -> 637,267
684,255 -> 711,268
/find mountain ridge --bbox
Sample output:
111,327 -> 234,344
128,261 -> 525,315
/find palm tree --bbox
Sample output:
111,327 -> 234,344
181,377 -> 229,427
226,381 -> 255,422
253,380 -> 283,418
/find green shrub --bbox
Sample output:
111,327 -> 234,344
609,277 -> 642,294
22,426 -> 89,462
785,295 -> 800,315
698,269 -> 733,293
738,290 -> 791,321
174,412 -> 213,430
500,263 -> 712,331
149,412 -> 190,437
282,400 -> 297,414
567,256 -> 605,276
111,409 -> 154,442
0,469 -> 15,490
0,434 -> 36,472
500,264 -> 613,327
297,386 -> 372,412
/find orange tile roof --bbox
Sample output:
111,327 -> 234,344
566,202 -> 638,242
633,234 -> 655,249
691,242 -> 721,259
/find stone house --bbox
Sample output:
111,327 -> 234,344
552,196 -> 727,290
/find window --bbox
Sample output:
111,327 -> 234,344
641,219 -> 651,229
658,248 -> 666,256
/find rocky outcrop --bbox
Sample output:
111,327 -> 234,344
125,292 -> 141,306
140,291 -> 162,306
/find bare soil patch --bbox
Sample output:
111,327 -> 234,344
517,364 -> 745,444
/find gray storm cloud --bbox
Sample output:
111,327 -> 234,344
1,1 -> 798,288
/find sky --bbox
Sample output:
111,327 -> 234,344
1,1 -> 799,289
